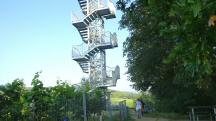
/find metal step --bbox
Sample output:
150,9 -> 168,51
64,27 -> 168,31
81,33 -> 88,36
80,32 -> 87,35
77,0 -> 87,15
73,7 -> 114,28
72,56 -> 88,62
80,31 -> 87,34
85,54 -> 90,59
86,47 -> 100,56
83,13 -> 97,25
80,30 -> 88,33
78,61 -> 89,73
72,12 -> 100,43
82,35 -> 88,38
77,27 -> 89,43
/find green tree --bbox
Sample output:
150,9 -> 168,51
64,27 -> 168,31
0,73 -> 113,120
0,79 -> 25,121
50,80 -> 83,120
28,72 -> 52,121
117,0 -> 216,112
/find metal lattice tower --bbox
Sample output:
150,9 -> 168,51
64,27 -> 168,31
72,0 -> 120,88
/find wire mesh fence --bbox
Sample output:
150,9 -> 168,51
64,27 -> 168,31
119,100 -> 128,121
0,80 -> 130,121
23,93 -> 107,121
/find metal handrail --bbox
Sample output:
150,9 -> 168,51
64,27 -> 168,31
72,0 -> 115,23
72,43 -> 88,58
72,31 -> 117,59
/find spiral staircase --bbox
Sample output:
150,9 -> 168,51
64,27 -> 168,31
71,0 -> 120,88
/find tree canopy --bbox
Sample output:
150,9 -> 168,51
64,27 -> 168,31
117,0 -> 216,112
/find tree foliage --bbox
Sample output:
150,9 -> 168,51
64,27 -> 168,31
0,79 -> 24,120
0,72 -> 106,120
117,0 -> 216,112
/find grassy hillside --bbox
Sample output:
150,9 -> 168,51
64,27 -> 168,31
110,90 -> 140,108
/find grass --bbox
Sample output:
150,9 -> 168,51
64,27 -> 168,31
110,90 -> 139,109
111,98 -> 135,108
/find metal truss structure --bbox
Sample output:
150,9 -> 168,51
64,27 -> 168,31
71,0 -> 120,88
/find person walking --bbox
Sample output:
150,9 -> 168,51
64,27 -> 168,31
136,99 -> 142,119
141,100 -> 145,117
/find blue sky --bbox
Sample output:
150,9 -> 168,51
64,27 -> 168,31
0,0 -> 136,92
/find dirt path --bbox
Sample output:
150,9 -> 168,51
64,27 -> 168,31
130,110 -> 187,121
130,110 -> 166,121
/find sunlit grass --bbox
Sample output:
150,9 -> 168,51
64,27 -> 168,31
111,98 -> 135,108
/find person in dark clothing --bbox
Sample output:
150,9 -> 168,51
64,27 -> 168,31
140,100 -> 145,116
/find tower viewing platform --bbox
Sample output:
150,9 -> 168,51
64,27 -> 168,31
71,0 -> 120,88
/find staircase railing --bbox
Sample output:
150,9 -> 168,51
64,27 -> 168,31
71,11 -> 86,23
72,43 -> 88,59
89,31 -> 118,50
72,31 -> 117,59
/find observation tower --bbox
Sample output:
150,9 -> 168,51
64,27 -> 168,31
71,0 -> 120,88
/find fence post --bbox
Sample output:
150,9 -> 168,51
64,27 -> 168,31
214,107 -> 216,121
107,91 -> 113,121
124,100 -> 127,119
82,81 -> 87,121
119,102 -> 123,121
189,112 -> 192,121
196,115 -> 199,121
83,91 -> 87,121
119,100 -> 127,121
192,107 -> 195,121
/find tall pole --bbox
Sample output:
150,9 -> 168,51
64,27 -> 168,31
192,108 -> 195,121
82,80 -> 87,121
213,107 -> 216,121
83,90 -> 87,121
107,91 -> 113,121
